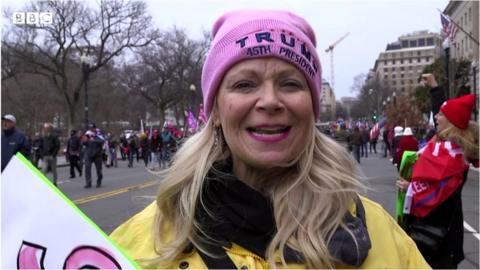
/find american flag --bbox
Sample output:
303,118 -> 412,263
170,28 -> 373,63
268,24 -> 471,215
440,13 -> 450,36
369,117 -> 386,140
440,13 -> 459,46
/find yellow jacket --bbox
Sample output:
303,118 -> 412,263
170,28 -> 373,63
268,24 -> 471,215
110,196 -> 430,269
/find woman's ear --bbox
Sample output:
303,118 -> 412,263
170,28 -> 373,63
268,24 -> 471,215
212,104 -> 221,127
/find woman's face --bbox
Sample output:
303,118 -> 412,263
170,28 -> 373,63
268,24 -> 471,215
214,57 -> 314,172
435,111 -> 449,132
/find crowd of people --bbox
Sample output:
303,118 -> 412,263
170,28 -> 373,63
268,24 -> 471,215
1,117 -> 185,188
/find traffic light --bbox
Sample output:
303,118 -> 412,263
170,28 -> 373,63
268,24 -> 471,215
372,115 -> 377,121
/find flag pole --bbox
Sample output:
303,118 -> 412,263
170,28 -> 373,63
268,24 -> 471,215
437,9 -> 479,45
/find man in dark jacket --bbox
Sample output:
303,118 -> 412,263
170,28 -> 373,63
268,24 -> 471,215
382,126 -> 390,158
349,127 -> 363,163
83,123 -> 104,188
67,130 -> 82,178
41,123 -> 60,185
1,114 -> 29,172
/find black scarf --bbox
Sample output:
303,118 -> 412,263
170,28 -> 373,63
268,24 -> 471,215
194,161 -> 371,266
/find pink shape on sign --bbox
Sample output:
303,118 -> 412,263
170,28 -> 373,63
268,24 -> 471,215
63,246 -> 121,269
17,241 -> 46,269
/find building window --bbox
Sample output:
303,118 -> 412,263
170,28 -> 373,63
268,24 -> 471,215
410,80 -> 414,84
409,66 -> 413,70
402,40 -> 409,48
410,40 -> 417,47
384,68 -> 388,72
417,57 -> 421,62
400,66 -> 405,71
392,81 -> 397,85
426,57 -> 430,62
400,59 -> 404,64
400,74 -> 404,78
392,67 -> 396,71
418,38 -> 425,46
469,7 -> 472,22
393,59 -> 396,64
417,51 -> 421,56
401,87 -> 405,92
401,80 -> 404,85
409,59 -> 412,64
384,60 -> 387,65
384,75 -> 388,79
427,38 -> 434,45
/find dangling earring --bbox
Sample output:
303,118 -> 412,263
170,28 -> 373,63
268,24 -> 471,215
214,126 -> 223,151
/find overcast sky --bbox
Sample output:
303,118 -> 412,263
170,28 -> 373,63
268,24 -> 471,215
2,0 -> 450,99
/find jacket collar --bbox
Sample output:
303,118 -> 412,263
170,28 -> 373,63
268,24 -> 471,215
193,160 -> 371,266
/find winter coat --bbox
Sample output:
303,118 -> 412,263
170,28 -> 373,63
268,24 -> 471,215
361,129 -> 369,144
67,135 -> 82,156
1,128 -> 29,171
350,131 -> 363,146
84,135 -> 104,158
110,196 -> 429,269
41,133 -> 60,157
111,159 -> 428,269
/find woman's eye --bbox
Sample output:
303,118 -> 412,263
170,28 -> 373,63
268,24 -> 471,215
281,80 -> 303,89
233,81 -> 255,90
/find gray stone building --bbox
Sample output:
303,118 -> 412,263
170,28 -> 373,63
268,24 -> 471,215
373,31 -> 442,95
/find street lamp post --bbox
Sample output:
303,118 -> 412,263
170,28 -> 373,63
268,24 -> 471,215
442,39 -> 451,99
368,88 -> 373,118
80,53 -> 94,131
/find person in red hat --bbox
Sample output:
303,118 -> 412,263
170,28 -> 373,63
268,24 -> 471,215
397,73 -> 478,269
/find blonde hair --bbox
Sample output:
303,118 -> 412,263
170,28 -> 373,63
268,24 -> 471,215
151,116 -> 366,268
437,120 -> 479,161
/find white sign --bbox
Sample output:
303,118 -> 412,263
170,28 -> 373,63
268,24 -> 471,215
1,154 -> 138,269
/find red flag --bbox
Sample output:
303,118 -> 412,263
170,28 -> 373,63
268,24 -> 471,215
409,138 -> 468,217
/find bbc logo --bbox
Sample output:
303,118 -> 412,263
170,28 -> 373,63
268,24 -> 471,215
12,12 -> 53,25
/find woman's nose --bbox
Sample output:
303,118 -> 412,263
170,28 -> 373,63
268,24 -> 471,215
255,83 -> 284,114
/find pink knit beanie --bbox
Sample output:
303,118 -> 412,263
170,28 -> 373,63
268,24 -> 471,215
201,10 -> 322,119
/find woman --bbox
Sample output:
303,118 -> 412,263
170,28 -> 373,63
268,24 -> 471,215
111,10 -> 428,269
397,73 -> 478,269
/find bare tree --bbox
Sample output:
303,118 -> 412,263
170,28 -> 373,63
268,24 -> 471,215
349,72 -> 392,120
120,28 -> 209,126
2,0 -> 159,132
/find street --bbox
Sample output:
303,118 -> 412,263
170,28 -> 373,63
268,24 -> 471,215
52,152 -> 479,268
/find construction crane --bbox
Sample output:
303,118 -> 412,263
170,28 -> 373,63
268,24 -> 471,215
325,32 -> 350,91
